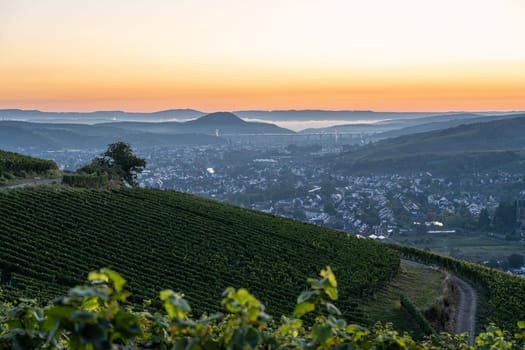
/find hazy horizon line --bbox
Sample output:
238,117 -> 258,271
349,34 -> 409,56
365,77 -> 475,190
2,108 -> 525,114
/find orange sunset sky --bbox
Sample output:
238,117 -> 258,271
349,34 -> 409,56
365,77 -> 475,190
1,0 -> 524,112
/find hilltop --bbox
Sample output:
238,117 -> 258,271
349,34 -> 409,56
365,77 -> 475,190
0,112 -> 291,150
114,112 -> 292,135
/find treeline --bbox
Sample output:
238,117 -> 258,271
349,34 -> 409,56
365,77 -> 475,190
392,244 -> 525,333
474,202 -> 517,235
440,201 -> 519,238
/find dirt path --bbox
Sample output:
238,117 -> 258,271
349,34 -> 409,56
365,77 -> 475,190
452,276 -> 477,344
0,178 -> 60,190
401,259 -> 477,343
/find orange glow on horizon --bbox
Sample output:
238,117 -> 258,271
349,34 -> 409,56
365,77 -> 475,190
1,0 -> 524,113
1,61 -> 523,113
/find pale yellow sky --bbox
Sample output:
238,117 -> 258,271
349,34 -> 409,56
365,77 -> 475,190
1,0 -> 524,112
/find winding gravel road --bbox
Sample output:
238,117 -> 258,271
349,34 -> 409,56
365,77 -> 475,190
452,276 -> 477,344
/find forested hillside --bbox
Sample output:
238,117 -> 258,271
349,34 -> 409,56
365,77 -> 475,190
333,116 -> 525,174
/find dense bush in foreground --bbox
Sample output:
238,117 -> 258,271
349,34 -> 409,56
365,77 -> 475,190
1,267 -> 524,350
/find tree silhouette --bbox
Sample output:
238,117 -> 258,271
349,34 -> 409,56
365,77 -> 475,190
80,142 -> 146,187
102,142 -> 146,186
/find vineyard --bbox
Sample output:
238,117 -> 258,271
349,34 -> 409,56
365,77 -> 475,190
0,187 -> 399,321
0,150 -> 58,185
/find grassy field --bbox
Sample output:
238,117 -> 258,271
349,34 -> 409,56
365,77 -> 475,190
390,232 -> 525,264
361,261 -> 448,339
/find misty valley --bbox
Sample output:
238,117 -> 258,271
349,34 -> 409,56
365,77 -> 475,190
2,110 -> 524,274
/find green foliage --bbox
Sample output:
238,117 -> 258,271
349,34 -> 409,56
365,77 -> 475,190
78,142 -> 145,187
103,142 -> 146,186
399,294 -> 435,336
1,267 -> 524,349
0,187 -> 399,321
62,173 -> 109,189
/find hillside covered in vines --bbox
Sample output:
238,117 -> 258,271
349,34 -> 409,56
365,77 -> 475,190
0,187 -> 399,321
0,150 -> 58,185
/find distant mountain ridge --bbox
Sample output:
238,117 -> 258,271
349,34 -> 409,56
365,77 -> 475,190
332,115 -> 525,174
0,112 -> 292,150
234,110 -> 437,122
371,113 -> 522,139
103,112 -> 292,135
298,112 -> 524,136
188,112 -> 245,125
4,108 -> 523,124
0,109 -> 205,123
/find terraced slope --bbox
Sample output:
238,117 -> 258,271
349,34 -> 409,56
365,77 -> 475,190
0,188 -> 399,320
0,150 -> 58,185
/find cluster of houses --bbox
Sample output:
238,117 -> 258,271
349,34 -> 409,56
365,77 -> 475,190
130,145 -> 525,240
25,144 -> 525,241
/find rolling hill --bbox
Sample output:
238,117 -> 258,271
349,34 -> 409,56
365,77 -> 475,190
0,108 -> 205,123
1,186 -> 524,333
112,112 -> 293,135
0,121 -> 225,150
298,112 -> 523,136
372,113 -> 524,140
332,116 -> 525,174
0,108 -> 437,123
0,112 -> 292,151
0,187 -> 399,321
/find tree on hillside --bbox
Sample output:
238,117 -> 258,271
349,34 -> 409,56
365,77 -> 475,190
103,142 -> 146,186
80,142 -> 146,187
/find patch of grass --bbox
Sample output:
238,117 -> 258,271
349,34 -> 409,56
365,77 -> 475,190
391,233 -> 525,263
362,263 -> 446,339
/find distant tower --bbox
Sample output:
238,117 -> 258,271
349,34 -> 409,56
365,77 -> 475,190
215,128 -> 220,137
